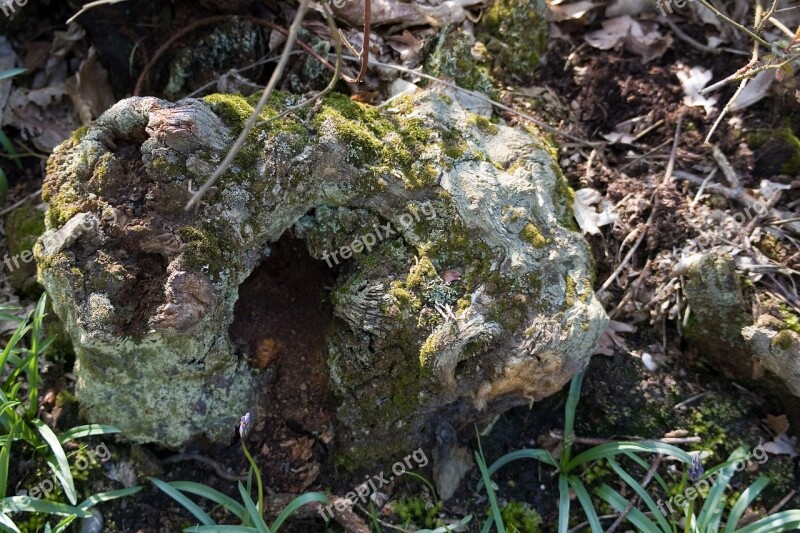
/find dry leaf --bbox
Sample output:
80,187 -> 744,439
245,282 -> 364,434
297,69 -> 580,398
65,46 -> 115,125
547,0 -> 598,21
765,414 -> 790,435
573,187 -> 617,235
762,432 -> 799,457
584,15 -> 672,62
676,66 -> 718,115
593,319 -> 636,355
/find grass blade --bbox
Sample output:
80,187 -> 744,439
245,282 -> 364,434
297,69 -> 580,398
595,484 -> 660,533
0,511 -> 20,532
237,482 -> 270,533
475,439 -> 505,533
269,492 -> 329,531
187,527 -> 259,532
606,457 -> 671,531
0,422 -> 16,499
561,370 -> 585,468
734,510 -> 800,533
32,419 -> 77,505
724,475 -> 770,533
0,68 -> 26,81
167,481 -> 246,519
568,441 -> 692,471
476,449 -> 556,491
698,447 -> 747,530
558,474 -> 570,533
0,495 -> 89,516
58,424 -> 121,443
79,486 -> 143,510
568,476 -> 603,533
149,478 -> 215,526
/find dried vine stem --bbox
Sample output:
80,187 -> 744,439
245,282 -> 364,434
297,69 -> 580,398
185,0 -> 312,210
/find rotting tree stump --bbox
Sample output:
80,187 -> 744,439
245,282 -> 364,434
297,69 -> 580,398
35,90 -> 607,468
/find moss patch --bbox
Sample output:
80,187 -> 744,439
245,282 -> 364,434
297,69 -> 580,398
479,0 -> 548,84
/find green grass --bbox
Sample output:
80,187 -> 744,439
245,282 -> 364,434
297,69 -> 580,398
0,294 -> 139,530
474,369 -> 800,532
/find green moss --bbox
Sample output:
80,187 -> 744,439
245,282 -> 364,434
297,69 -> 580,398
395,496 -> 443,529
426,29 -> 496,96
551,164 -> 579,231
479,0 -> 548,84
5,205 -> 46,296
313,93 -> 440,190
499,502 -> 542,532
771,330 -> 794,350
519,223 -> 549,248
6,204 -> 45,256
70,124 -> 90,145
779,305 -> 800,335
469,114 -> 499,135
177,226 -> 224,278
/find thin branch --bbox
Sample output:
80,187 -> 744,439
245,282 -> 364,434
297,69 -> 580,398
337,55 -> 600,147
185,0 -> 311,211
339,0 -> 371,84
605,456 -> 662,533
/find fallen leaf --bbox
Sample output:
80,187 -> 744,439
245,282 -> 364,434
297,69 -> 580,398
730,70 -> 774,111
765,414 -> 790,435
574,187 -> 618,234
585,15 -> 672,62
676,66 -> 718,115
593,319 -> 636,355
547,0 -> 598,21
762,432 -> 799,457
65,46 -> 115,125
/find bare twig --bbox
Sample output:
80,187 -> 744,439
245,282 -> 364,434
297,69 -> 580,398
185,0 -> 311,210
339,0 -> 371,84
162,452 -> 247,482
605,455 -> 663,533
66,0 -> 131,24
337,55 -> 600,147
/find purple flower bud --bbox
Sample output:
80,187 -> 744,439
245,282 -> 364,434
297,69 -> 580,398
239,412 -> 252,438
688,455 -> 704,482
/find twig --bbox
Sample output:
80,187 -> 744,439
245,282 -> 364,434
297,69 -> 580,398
0,189 -> 42,217
339,0 -> 371,84
186,0 -> 311,210
549,430 -> 701,445
66,0 -> 131,24
766,489 -> 797,515
672,391 -> 713,410
337,55 -> 600,147
693,0 -> 770,47
605,455 -> 662,533
162,452 -> 247,482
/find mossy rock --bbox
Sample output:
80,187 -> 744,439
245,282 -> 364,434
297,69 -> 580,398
36,90 -> 606,468
747,127 -> 800,177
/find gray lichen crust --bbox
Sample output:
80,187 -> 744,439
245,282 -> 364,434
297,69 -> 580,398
36,90 -> 607,462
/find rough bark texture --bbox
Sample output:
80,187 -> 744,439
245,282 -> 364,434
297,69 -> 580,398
36,90 -> 607,465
